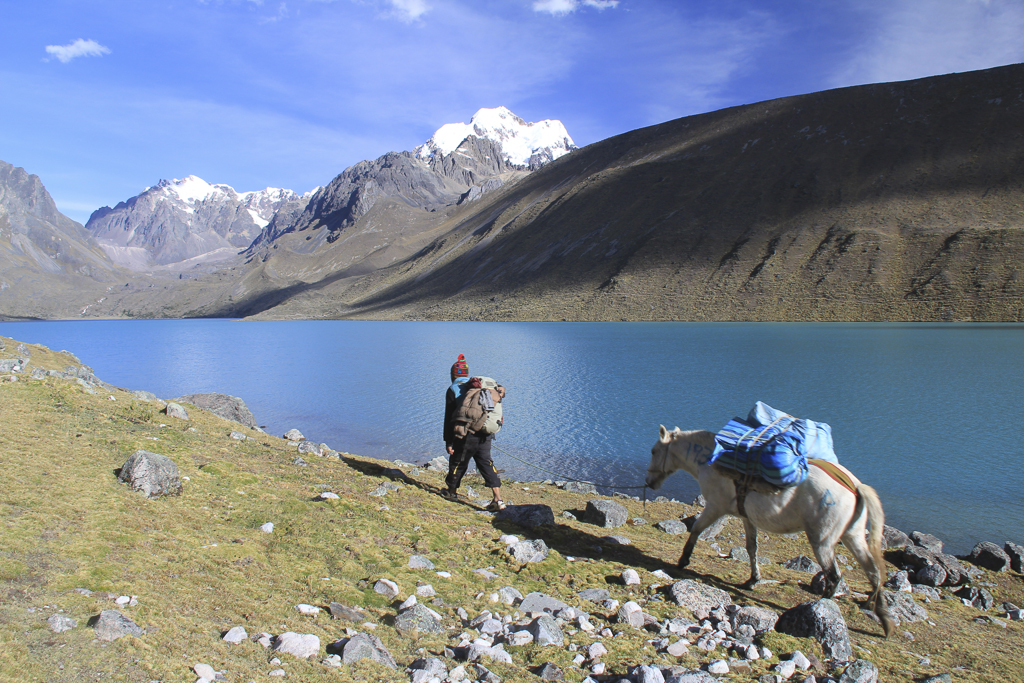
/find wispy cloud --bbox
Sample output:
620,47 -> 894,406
831,0 -> 1024,87
44,38 -> 111,63
385,0 -> 430,21
533,0 -> 619,17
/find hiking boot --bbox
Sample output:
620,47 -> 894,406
439,489 -> 458,501
485,499 -> 507,511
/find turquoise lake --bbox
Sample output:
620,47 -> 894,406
2,319 -> 1021,555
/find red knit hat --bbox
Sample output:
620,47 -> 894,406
451,354 -> 469,380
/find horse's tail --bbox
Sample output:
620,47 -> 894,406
856,483 -> 895,637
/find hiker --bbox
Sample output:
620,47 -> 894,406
442,354 -> 506,511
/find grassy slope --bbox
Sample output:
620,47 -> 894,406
1,336 -> 1021,682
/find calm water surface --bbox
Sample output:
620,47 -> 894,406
2,319 -> 1021,555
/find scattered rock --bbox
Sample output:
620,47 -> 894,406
915,564 -> 947,587
578,588 -> 610,603
583,499 -> 628,528
273,632 -> 320,659
775,599 -> 852,660
910,531 -> 943,553
562,481 -> 598,494
656,519 -> 689,535
284,428 -> 305,441
260,522 -> 274,533
297,441 -> 323,457
47,614 -> 77,633
319,491 -> 340,500
394,603 -> 444,635
967,541 -> 1011,571
117,450 -> 182,498
669,580 -> 732,613
838,659 -> 879,683
537,662 -> 565,681
164,402 -> 189,420
617,601 -> 645,629
223,626 -> 247,643
510,539 -> 550,563
92,610 -> 143,641
177,392 -> 258,428
408,657 -> 448,682
881,525 -> 911,549
882,591 -> 928,623
954,585 -> 995,610
622,568 -> 641,585
374,578 -> 400,600
295,603 -> 320,616
409,555 -> 436,570
229,430 -> 248,441
730,605 -> 779,634
1005,542 -> 1024,572
329,602 -> 365,622
495,504 -> 554,528
519,592 -> 569,615
783,555 -> 822,574
340,632 -> 397,668
194,663 -> 217,680
527,614 -> 564,646
884,570 -> 912,592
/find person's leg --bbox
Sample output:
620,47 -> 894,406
473,436 -> 504,507
444,438 -> 470,495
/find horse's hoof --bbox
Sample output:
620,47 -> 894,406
740,578 -> 761,590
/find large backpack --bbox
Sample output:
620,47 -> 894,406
452,376 -> 505,438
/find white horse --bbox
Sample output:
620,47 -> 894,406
646,425 -> 894,637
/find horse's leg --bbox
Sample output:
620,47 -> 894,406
740,518 -> 761,589
678,509 -> 725,568
807,526 -> 843,597
844,484 -> 896,637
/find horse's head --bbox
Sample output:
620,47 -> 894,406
646,424 -> 679,490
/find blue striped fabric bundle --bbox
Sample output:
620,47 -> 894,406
708,402 -> 838,487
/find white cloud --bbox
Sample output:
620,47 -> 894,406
533,0 -> 618,16
831,0 -> 1024,87
387,0 -> 430,21
44,38 -> 112,63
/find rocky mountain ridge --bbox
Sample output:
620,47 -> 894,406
86,176 -> 310,270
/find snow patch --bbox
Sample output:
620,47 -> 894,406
415,106 -> 575,167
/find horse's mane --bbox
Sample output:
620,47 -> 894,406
672,429 -> 716,450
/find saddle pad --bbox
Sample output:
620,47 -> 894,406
808,458 -> 859,495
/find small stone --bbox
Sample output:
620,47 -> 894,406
260,522 -> 274,533
374,578 -> 400,600
273,632 -> 321,659
622,568 -> 641,585
409,555 -> 436,570
223,626 -> 247,643
296,603 -> 320,615
194,663 -> 217,680
47,614 -> 77,633
708,660 -> 729,674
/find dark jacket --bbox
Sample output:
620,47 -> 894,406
444,378 -> 468,447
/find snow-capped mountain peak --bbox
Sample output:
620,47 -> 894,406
152,175 -> 235,204
415,106 -> 576,167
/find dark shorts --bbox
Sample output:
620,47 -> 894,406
446,433 -> 501,490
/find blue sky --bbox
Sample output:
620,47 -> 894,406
2,0 -> 1023,224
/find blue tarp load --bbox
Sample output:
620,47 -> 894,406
708,401 -> 839,487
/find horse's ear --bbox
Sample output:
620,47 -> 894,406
673,426 -> 680,433
659,425 -> 667,439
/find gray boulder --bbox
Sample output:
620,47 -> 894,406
519,592 -> 568,615
910,531 -> 943,553
775,599 -> 852,660
562,480 -> 598,494
284,428 -> 305,441
0,358 -> 26,373
584,499 -> 628,528
668,580 -> 732,613
394,604 -> 444,635
408,657 -> 448,681
915,564 -> 946,587
954,586 -> 995,610
510,539 -> 550,563
838,659 -> 879,683
117,450 -> 182,498
665,672 -> 720,683
48,614 -> 77,633
784,555 -> 822,574
730,606 -> 779,634
176,392 -> 259,429
408,555 -> 435,570
297,441 -> 323,457
884,570 -> 912,592
495,504 -> 554,528
882,591 -> 928,624
329,602 -> 366,622
881,525 -> 912,549
656,519 -> 689,535
578,588 -> 610,603
1005,541 -> 1024,572
341,632 -> 397,668
273,632 -> 320,659
92,610 -> 143,641
967,542 -> 1011,571
527,614 -> 563,646
164,402 -> 189,420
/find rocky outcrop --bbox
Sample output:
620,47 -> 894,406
177,392 -> 259,429
117,450 -> 182,498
